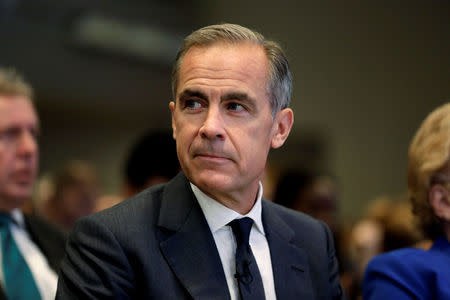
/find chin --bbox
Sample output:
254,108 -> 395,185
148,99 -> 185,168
9,187 -> 33,201
193,172 -> 234,193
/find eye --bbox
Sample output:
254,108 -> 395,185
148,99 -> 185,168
29,127 -> 40,141
226,102 -> 246,112
0,128 -> 20,143
184,99 -> 203,110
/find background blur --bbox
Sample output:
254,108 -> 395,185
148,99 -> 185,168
1,0 -> 449,220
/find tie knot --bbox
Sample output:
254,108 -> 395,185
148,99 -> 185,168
229,217 -> 254,246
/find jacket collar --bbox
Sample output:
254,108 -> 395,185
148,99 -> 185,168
157,173 -> 231,300
262,201 -> 316,299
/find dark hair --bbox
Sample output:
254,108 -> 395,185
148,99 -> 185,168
123,131 -> 179,190
272,169 -> 319,208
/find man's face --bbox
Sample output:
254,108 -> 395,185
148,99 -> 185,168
0,95 -> 39,212
170,42 -> 292,206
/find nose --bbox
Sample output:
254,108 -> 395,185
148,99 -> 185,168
17,130 -> 38,157
199,106 -> 225,140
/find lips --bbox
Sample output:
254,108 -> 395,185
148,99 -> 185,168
195,153 -> 228,159
194,152 -> 232,163
11,169 -> 35,184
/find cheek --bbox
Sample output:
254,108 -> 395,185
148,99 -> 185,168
0,153 -> 12,171
178,123 -> 199,147
175,128 -> 192,162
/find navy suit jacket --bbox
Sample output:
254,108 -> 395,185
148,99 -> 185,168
57,172 -> 345,299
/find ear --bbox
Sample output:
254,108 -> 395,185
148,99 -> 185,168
429,184 -> 450,221
169,101 -> 177,140
271,108 -> 294,149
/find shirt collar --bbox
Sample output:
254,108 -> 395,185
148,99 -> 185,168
191,182 -> 265,235
10,208 -> 26,229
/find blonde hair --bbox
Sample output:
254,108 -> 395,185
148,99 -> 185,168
0,67 -> 33,99
407,102 -> 450,239
171,23 -> 292,117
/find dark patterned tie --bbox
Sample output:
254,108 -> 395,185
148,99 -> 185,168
229,217 -> 266,300
0,213 -> 41,300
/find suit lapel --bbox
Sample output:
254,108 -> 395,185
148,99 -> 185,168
24,216 -> 64,272
0,286 -> 6,300
157,173 -> 230,300
262,201 -> 315,299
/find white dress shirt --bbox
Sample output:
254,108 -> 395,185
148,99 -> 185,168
0,209 -> 58,300
192,182 -> 277,300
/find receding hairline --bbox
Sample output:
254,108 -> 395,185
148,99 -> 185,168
174,41 -> 271,103
174,39 -> 270,95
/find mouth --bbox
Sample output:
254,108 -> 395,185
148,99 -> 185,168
12,169 -> 35,184
194,153 -> 231,163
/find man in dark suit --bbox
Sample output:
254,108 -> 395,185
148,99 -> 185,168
57,24 -> 345,299
0,67 -> 66,300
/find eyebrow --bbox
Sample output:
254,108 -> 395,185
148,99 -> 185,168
178,89 -> 207,100
220,92 -> 252,103
177,89 -> 256,108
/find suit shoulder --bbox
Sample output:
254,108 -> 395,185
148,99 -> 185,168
92,183 -> 165,221
71,182 -> 168,243
366,247 -> 434,276
363,248 -> 439,299
84,173 -> 189,229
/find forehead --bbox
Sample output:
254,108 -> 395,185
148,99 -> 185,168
178,42 -> 269,94
0,95 -> 38,128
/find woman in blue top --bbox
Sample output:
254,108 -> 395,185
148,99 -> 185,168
363,103 -> 450,300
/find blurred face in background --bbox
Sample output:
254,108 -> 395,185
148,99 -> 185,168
59,182 -> 98,222
0,95 -> 39,212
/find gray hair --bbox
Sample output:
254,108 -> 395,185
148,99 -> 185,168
171,23 -> 292,117
0,67 -> 33,99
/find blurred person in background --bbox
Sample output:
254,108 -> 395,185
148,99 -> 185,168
363,103 -> 450,299
0,67 -> 66,300
346,195 -> 424,300
272,168 -> 339,233
40,160 -> 99,231
95,130 -> 179,213
122,130 -> 179,198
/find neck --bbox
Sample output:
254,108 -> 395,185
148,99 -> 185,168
201,183 -> 260,215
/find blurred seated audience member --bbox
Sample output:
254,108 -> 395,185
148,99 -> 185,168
0,67 -> 66,299
41,160 -> 99,231
363,103 -> 450,300
122,130 -> 179,198
346,195 -> 424,299
272,168 -> 339,232
95,131 -> 180,213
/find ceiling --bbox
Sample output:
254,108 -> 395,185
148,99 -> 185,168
0,0 -> 205,119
